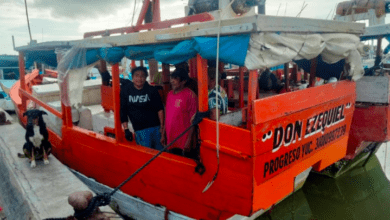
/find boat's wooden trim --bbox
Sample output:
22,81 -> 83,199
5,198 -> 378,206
83,13 -> 214,38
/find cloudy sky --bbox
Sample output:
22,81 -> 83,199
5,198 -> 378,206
0,0 -> 385,55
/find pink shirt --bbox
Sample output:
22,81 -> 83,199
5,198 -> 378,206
165,88 -> 197,150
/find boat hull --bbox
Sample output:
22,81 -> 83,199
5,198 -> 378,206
10,72 -> 357,219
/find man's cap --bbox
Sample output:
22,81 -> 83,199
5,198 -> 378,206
171,68 -> 189,80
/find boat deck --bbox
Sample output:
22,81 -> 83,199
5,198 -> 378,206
0,118 -> 118,219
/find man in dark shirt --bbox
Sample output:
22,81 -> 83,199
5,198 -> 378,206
120,66 -> 165,150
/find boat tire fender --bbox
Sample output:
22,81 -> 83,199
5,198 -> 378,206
73,193 -> 111,220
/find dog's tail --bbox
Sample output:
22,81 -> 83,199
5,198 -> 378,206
17,153 -> 26,158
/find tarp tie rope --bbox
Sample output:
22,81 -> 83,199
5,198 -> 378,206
203,0 -> 234,191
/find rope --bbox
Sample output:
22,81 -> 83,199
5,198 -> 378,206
110,111 -> 209,196
202,8 -> 222,193
203,0 -> 237,192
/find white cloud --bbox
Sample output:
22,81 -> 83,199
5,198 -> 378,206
2,0 -> 389,56
30,0 -> 132,19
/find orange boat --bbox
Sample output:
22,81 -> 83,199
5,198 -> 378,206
10,1 -> 366,219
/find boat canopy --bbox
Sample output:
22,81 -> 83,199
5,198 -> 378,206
15,14 -> 366,107
21,31 -> 364,80
15,15 -> 365,76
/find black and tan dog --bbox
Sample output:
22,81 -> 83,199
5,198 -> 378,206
18,109 -> 52,168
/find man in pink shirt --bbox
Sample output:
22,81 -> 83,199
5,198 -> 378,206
162,68 -> 197,156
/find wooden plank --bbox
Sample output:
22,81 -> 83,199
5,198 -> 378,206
255,14 -> 365,34
15,15 -> 365,52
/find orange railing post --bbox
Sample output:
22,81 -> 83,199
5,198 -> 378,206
136,0 -> 151,26
131,60 -> 136,69
18,52 -> 27,112
247,70 -> 258,129
188,57 -> 197,79
112,63 -> 124,142
309,58 -> 318,87
284,63 -> 289,91
197,55 -> 208,112
152,0 -> 161,23
239,67 -> 245,108
161,63 -> 170,103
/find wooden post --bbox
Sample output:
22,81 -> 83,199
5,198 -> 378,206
197,54 -> 208,112
148,59 -> 158,83
188,57 -> 197,78
284,63 -> 289,91
292,64 -> 298,83
374,36 -> 383,67
131,60 -> 136,69
162,63 -> 170,103
239,67 -> 245,108
112,63 -> 124,142
18,52 -> 27,112
304,70 -> 309,81
247,70 -> 258,129
309,58 -> 318,87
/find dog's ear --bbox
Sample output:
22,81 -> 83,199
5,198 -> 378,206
40,111 -> 48,116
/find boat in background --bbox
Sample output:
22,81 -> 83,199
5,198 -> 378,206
10,0 -> 366,219
0,55 -> 19,111
310,0 -> 390,178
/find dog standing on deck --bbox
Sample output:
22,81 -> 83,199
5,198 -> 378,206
19,109 -> 52,168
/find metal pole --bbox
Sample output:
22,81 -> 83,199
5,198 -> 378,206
24,0 -> 33,42
12,36 -> 15,50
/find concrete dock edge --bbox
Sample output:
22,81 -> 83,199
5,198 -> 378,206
0,122 -> 116,220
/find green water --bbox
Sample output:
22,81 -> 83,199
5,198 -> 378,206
257,151 -> 390,220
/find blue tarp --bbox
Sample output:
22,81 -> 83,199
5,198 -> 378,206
25,34 -> 251,69
25,50 -> 58,69
0,55 -> 18,68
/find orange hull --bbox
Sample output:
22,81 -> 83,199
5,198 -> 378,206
10,70 -> 356,219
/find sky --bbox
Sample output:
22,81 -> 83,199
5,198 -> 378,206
0,0 -> 386,55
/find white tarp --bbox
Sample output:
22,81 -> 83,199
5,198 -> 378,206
57,47 -> 97,108
245,33 -> 364,81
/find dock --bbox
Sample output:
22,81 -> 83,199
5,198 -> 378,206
0,111 -> 117,220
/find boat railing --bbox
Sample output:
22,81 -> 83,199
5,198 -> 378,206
43,69 -> 58,78
83,13 -> 214,38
